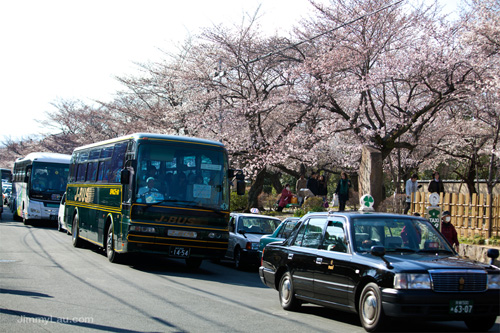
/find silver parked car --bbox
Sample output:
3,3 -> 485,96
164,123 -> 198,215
225,212 -> 281,269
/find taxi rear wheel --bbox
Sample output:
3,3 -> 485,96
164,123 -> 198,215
359,282 -> 385,332
279,271 -> 301,311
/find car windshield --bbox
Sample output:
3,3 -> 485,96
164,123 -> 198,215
352,218 -> 453,254
238,217 -> 281,234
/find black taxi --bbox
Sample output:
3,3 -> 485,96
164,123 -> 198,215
259,206 -> 499,332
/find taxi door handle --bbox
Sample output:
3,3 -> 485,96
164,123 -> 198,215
316,258 -> 323,265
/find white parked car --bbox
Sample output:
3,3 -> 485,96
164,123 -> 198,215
57,193 -> 67,232
225,212 -> 281,269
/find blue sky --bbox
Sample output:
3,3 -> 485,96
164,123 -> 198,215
0,0 -> 458,142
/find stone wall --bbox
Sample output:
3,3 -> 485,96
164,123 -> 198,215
458,244 -> 500,266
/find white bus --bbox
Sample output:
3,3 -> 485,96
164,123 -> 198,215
1,167 -> 12,183
12,152 -> 71,224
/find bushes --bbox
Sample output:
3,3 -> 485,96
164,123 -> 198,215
302,196 -> 326,213
230,192 -> 248,212
258,192 -> 279,210
459,235 -> 500,246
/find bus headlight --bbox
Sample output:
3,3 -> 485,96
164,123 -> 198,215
30,208 -> 40,214
208,232 -> 222,239
394,273 -> 431,289
488,274 -> 500,289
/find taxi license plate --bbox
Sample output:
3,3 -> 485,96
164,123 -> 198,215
449,300 -> 473,314
170,247 -> 190,258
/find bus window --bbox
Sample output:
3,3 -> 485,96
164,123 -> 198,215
107,142 -> 127,183
87,161 -> 98,182
76,163 -> 87,182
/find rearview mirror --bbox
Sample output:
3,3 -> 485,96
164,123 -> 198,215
120,168 -> 130,185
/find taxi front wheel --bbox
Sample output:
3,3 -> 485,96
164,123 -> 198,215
464,316 -> 497,332
359,282 -> 386,332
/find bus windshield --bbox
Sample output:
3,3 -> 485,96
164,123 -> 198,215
135,142 -> 229,211
30,162 -> 69,197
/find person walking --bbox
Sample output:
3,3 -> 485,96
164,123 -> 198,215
440,211 -> 459,250
317,174 -> 328,205
334,172 -> 351,212
404,174 -> 420,214
295,174 -> 308,206
428,171 -> 445,194
306,172 -> 319,196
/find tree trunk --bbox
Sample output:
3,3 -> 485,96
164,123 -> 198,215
245,168 -> 267,212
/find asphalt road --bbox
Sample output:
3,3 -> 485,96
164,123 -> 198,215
1,208 -> 498,333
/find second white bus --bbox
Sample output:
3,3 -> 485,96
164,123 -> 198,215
12,152 -> 71,224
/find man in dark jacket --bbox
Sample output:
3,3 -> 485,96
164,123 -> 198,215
428,171 -> 445,194
306,173 -> 319,196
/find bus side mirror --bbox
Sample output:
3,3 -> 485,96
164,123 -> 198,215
235,171 -> 245,195
120,169 -> 130,185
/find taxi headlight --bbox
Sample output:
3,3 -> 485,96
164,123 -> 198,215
488,274 -> 500,289
394,273 -> 431,289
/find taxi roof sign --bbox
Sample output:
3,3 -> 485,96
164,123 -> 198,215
359,194 -> 375,212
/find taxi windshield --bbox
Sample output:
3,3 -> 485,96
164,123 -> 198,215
352,218 -> 453,254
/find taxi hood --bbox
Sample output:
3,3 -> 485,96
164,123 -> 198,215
385,253 -> 492,271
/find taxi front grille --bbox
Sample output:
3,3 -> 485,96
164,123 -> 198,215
429,270 -> 487,292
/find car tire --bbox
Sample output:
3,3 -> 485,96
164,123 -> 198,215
106,222 -> 119,263
279,271 -> 301,311
234,248 -> 245,270
72,214 -> 83,248
359,282 -> 385,332
464,316 -> 497,332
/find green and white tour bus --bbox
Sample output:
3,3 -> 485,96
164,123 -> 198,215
12,152 -> 71,224
65,133 -> 244,268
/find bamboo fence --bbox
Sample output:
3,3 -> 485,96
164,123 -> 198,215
412,192 -> 499,239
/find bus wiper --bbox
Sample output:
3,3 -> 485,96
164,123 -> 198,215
195,205 -> 226,216
144,199 -> 185,207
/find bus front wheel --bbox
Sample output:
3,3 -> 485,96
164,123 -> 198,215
106,222 -> 120,263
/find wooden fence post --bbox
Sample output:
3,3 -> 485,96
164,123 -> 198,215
486,194 -> 491,239
471,193 -> 478,238
457,193 -> 464,231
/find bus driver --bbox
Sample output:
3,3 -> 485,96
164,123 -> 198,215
137,177 -> 164,203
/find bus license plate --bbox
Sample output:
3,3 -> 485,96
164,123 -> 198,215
170,247 -> 190,258
168,230 -> 197,238
449,300 -> 473,314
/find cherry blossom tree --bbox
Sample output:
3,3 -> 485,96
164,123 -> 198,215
290,0 -> 480,195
